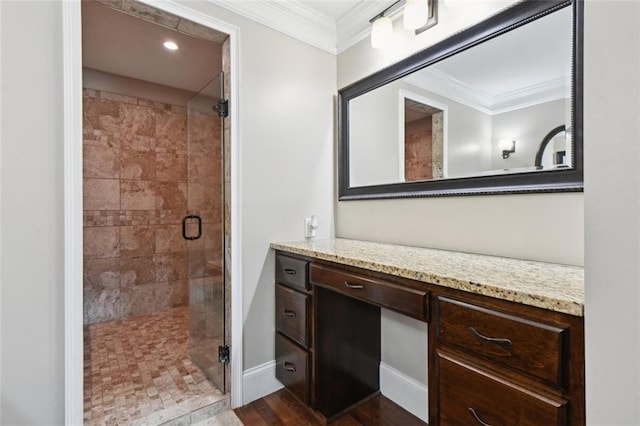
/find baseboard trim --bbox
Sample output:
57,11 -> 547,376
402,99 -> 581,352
242,361 -> 284,405
380,362 -> 428,422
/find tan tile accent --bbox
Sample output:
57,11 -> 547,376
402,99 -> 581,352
84,258 -> 120,290
188,182 -> 217,211
121,180 -> 155,210
156,109 -> 187,152
84,179 -> 120,210
177,18 -> 228,44
156,182 -> 187,210
84,226 -> 120,259
120,225 -> 155,257
121,0 -> 180,28
155,253 -> 189,283
120,284 -> 156,317
83,145 -> 120,179
120,103 -> 156,138
120,149 -> 155,180
156,224 -> 187,254
120,255 -> 156,287
188,155 -> 217,183
156,151 -> 187,182
83,288 -> 121,323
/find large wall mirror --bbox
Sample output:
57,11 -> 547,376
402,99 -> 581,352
338,0 -> 583,200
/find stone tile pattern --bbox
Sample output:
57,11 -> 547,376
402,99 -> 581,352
94,0 -> 228,44
83,306 -> 227,425
271,238 -> 585,317
83,88 -> 223,324
404,115 -> 433,182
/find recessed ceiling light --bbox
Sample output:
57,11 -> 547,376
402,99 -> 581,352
163,41 -> 178,50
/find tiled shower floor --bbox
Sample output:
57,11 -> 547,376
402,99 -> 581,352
83,306 -> 227,425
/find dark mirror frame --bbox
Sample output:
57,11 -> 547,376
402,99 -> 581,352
338,0 -> 583,200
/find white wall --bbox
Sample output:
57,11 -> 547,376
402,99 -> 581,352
337,0 -> 583,389
349,82 -> 401,186
584,1 -> 640,423
491,98 -> 568,170
0,0 -> 335,422
1,2 -> 65,423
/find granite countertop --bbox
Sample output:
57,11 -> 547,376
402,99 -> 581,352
270,238 -> 584,317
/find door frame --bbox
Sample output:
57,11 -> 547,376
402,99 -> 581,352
62,1 -> 243,423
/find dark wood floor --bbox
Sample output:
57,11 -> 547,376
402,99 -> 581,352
234,389 -> 427,425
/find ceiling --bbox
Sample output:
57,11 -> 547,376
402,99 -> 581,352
82,1 -> 223,93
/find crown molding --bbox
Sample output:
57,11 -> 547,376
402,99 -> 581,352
405,68 -> 567,115
207,0 -> 338,54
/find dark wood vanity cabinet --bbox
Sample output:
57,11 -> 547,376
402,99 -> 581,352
274,254 -> 312,404
274,251 -> 585,425
431,292 -> 585,426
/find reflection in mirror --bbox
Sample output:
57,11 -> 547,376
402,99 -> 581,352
535,125 -> 571,169
347,5 -> 574,188
403,95 -> 444,182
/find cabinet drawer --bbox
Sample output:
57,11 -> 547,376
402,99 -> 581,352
438,352 -> 567,426
276,254 -> 309,291
276,284 -> 310,347
310,264 -> 428,321
275,333 -> 309,404
436,296 -> 567,387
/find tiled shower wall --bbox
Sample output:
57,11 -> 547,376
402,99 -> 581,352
83,88 -> 222,324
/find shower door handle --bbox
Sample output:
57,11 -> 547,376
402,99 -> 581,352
182,215 -> 202,241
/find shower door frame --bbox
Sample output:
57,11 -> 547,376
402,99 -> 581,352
62,1 -> 243,424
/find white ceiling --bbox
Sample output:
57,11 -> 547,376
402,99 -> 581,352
82,1 -> 222,93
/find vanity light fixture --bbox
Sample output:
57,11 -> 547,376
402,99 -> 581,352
370,0 -> 437,49
163,40 -> 178,50
499,139 -> 516,159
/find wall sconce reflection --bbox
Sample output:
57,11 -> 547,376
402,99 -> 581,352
499,139 -> 516,159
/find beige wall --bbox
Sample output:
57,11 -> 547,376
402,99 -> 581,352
583,1 -> 640,422
1,2 -> 65,423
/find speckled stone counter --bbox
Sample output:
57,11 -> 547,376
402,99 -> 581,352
270,238 -> 584,317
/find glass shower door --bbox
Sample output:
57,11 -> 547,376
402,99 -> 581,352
186,73 -> 226,393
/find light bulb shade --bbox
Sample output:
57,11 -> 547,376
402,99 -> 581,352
498,139 -> 514,151
404,0 -> 429,31
371,16 -> 393,49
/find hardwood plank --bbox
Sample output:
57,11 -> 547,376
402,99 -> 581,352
252,398 -> 285,425
234,404 -> 269,425
234,389 -> 427,426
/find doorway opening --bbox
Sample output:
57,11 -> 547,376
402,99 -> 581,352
80,1 -> 233,423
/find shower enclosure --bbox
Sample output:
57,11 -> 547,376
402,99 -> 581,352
186,72 -> 227,393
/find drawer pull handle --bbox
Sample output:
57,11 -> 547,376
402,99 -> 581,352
468,408 -> 491,426
344,281 -> 365,290
283,309 -> 296,318
283,268 -> 297,275
468,327 -> 512,348
283,362 -> 296,372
